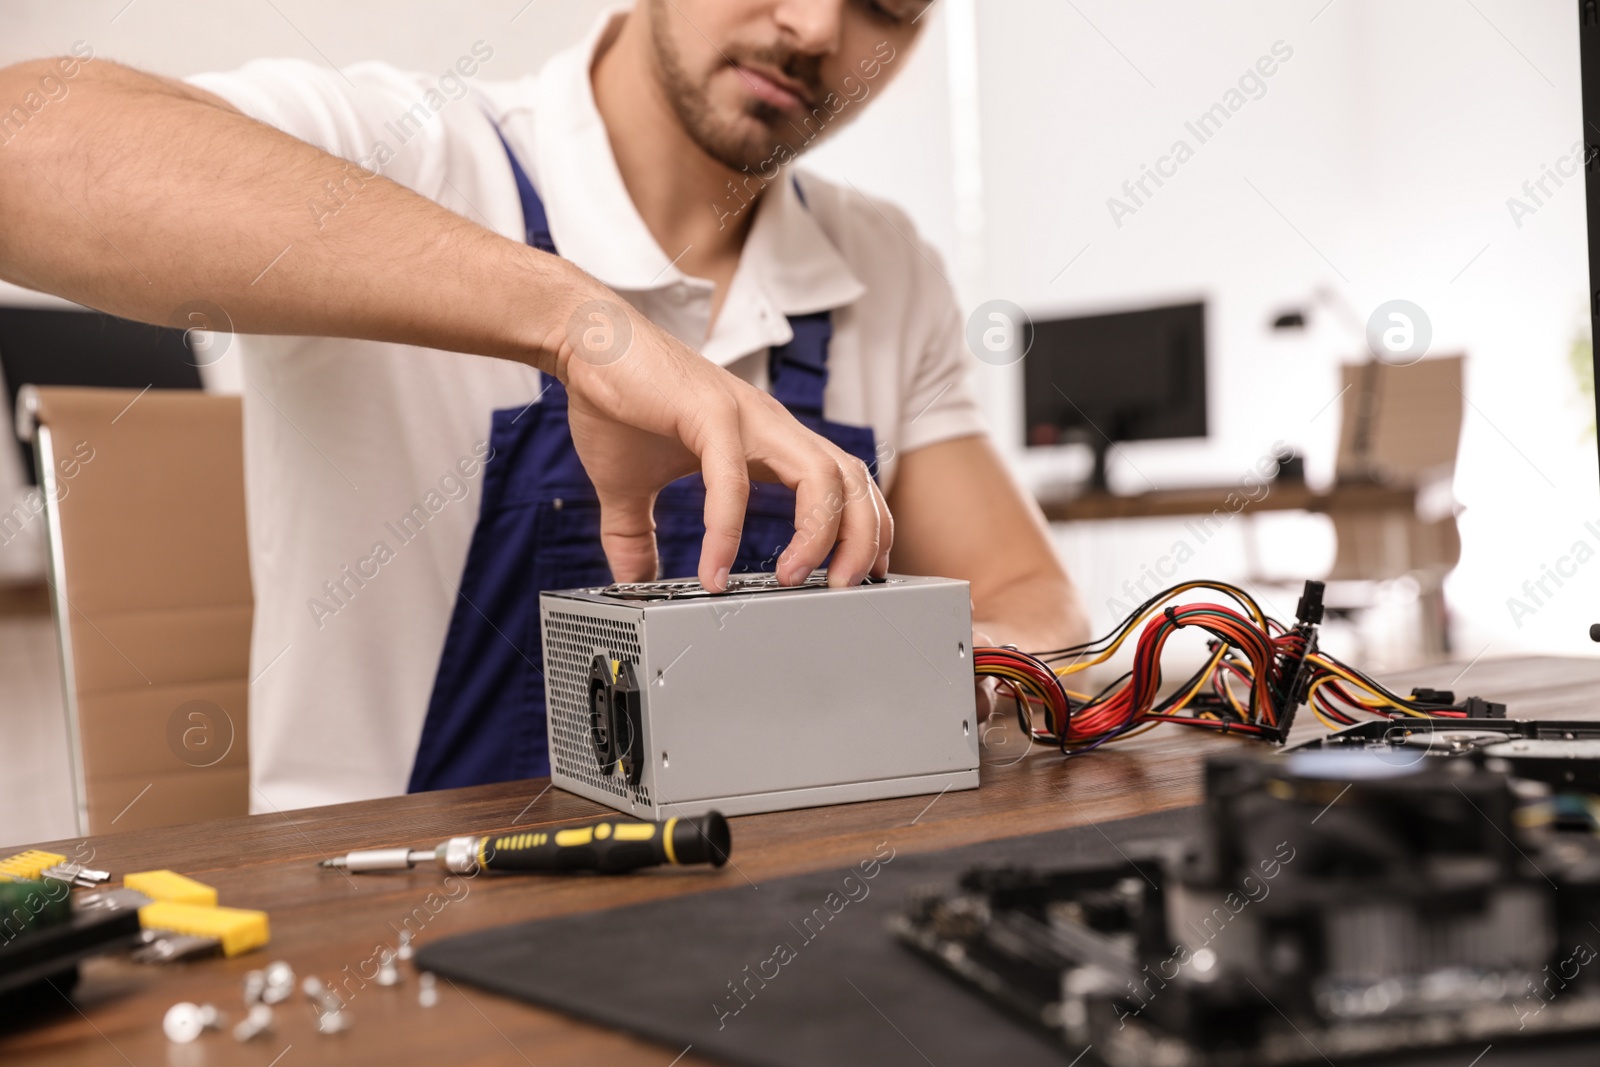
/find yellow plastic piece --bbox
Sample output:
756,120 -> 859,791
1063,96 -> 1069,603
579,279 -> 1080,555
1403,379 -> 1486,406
662,817 -> 680,864
139,901 -> 270,957
554,827 -> 594,847
0,850 -> 67,882
125,870 -> 217,907
612,823 -> 656,842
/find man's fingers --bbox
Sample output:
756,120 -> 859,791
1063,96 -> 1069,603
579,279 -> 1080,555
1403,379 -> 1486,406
567,326 -> 889,593
776,454 -> 847,585
825,458 -> 882,588
975,676 -> 1000,723
870,477 -> 893,578
691,410 -> 749,593
595,490 -> 661,584
973,629 -> 999,722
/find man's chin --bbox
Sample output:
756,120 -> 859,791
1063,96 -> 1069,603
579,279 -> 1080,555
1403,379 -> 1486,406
693,117 -> 802,173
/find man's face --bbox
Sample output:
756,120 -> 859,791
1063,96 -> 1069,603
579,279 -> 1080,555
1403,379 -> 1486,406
646,0 -> 929,171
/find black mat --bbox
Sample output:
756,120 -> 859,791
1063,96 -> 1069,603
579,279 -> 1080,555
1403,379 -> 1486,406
417,808 -> 1600,1067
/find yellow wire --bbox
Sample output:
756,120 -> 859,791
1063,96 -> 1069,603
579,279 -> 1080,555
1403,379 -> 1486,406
980,664 -> 1065,738
1166,645 -> 1229,715
1220,673 -> 1248,718
1305,675 -> 1409,726
1306,677 -> 1364,724
1307,657 -> 1426,715
999,582 -> 1282,749
1052,581 -> 1268,680
992,585 -> 1460,748
1310,704 -> 1344,732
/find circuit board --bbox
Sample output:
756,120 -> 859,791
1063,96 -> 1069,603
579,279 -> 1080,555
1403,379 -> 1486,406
893,750 -> 1600,1066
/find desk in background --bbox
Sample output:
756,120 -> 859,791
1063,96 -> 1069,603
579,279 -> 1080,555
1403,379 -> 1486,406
1037,481 -> 1457,658
1035,481 -> 1414,523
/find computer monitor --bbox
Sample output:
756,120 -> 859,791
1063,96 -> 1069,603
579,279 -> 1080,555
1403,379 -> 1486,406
0,306 -> 200,484
1021,300 -> 1207,491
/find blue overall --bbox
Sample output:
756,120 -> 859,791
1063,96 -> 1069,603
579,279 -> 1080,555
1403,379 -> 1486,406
407,134 -> 878,791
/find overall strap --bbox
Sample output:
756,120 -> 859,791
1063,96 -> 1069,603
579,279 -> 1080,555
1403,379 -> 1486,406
764,173 -> 832,422
492,121 -> 565,408
491,124 -> 557,255
767,312 -> 832,422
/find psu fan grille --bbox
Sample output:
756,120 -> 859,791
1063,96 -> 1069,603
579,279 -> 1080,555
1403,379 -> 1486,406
543,609 -> 649,806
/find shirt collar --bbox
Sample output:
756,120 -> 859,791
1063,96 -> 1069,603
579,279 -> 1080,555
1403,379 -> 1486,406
744,174 -> 867,316
527,9 -> 866,340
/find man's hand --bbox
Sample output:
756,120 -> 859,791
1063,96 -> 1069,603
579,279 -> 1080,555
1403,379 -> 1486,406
553,298 -> 892,592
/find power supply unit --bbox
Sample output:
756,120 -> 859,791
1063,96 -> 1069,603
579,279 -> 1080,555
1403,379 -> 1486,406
539,572 -> 980,819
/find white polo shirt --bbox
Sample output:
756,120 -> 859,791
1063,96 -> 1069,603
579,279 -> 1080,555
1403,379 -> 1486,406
189,11 -> 985,812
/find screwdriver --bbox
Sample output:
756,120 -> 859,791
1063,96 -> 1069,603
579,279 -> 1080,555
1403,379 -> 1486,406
318,811 -> 731,875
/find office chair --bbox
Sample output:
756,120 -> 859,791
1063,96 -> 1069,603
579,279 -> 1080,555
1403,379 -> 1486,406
16,385 -> 251,833
1324,355 -> 1464,657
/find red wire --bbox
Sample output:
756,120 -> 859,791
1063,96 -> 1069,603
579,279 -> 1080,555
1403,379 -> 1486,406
972,591 -> 1477,753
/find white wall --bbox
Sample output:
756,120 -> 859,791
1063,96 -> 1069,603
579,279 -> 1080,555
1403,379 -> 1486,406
969,0 -> 1595,667
1342,0 -> 1596,663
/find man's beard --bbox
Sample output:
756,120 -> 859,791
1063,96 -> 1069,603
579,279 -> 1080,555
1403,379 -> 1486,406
648,1 -> 823,172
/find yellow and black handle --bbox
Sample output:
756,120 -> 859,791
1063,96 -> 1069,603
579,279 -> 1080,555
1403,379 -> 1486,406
440,812 -> 731,875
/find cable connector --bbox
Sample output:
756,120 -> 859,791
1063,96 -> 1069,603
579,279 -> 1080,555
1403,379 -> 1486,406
1295,580 -> 1325,627
1258,581 -> 1327,745
1408,688 -> 1505,718
1461,696 -> 1507,719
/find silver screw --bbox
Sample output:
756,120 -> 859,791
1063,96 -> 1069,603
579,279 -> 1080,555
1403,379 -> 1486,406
376,949 -> 401,987
163,1002 -> 223,1043
397,930 -> 414,962
418,972 -> 438,1008
261,960 -> 295,1004
303,976 -> 344,1014
232,1003 -> 274,1042
242,969 -> 266,1006
316,1008 -> 352,1035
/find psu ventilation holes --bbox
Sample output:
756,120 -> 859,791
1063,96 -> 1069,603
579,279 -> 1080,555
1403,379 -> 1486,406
544,611 -> 650,805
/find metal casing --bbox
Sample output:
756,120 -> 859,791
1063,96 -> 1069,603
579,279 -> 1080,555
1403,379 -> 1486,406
540,574 -> 979,819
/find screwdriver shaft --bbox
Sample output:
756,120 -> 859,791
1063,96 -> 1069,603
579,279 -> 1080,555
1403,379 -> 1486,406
319,848 -> 435,871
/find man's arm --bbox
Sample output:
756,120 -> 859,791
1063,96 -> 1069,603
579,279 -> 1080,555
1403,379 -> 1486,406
0,57 -> 890,591
886,434 -> 1089,653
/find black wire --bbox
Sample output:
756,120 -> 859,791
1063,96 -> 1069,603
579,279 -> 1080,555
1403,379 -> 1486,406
1078,668 -> 1134,712
1034,580 -> 1269,661
1313,656 -> 1434,713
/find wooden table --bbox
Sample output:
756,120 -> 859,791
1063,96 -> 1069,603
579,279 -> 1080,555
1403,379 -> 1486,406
5,655 -> 1596,1066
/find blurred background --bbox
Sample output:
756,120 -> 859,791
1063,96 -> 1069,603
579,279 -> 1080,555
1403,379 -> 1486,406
0,0 -> 1593,838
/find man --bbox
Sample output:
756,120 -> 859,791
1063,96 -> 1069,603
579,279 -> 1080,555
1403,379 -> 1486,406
0,0 -> 1086,811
